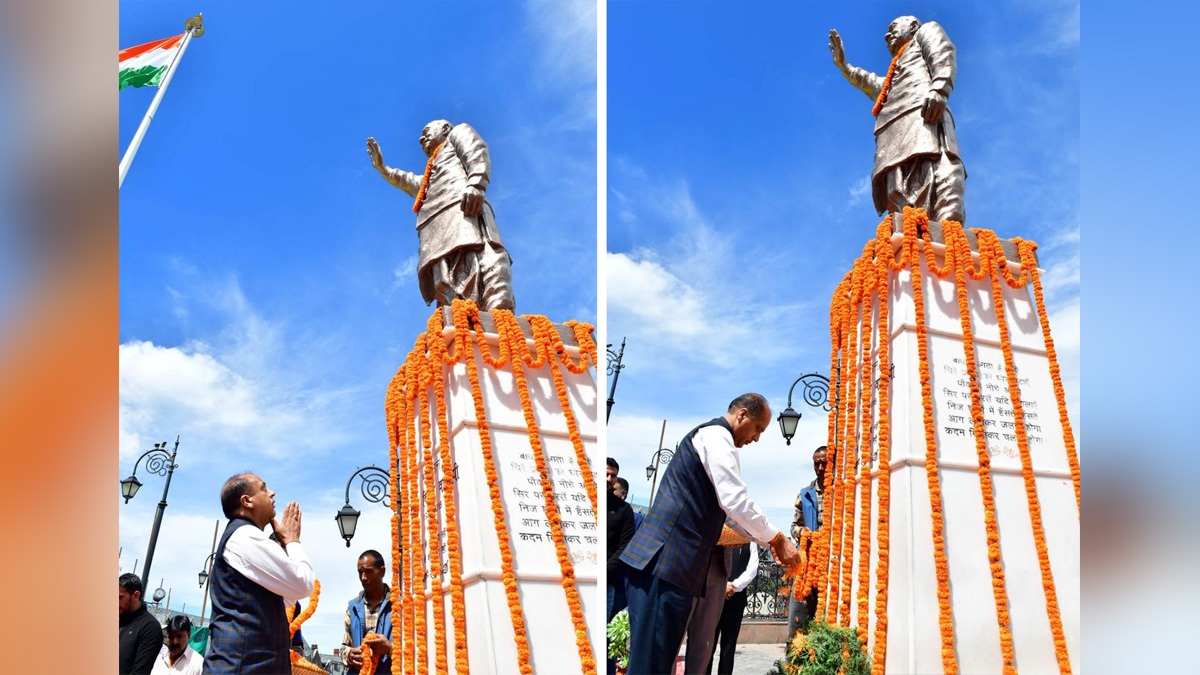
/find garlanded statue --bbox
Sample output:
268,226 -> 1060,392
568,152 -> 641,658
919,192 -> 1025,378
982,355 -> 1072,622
367,120 -> 515,311
829,16 -> 966,224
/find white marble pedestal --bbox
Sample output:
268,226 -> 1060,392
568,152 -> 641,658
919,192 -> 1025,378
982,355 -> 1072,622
411,321 -> 601,674
841,237 -> 1080,674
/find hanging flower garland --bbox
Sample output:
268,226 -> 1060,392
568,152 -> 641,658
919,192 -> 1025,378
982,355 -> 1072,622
406,341 -> 426,675
979,230 -> 1072,674
945,222 -> 1016,674
386,366 -> 406,668
531,315 -> 599,520
815,273 -> 850,622
842,241 -> 876,629
496,310 -> 597,675
427,309 -> 471,674
417,348 -> 450,675
872,41 -> 910,116
823,257 -> 859,625
868,217 -> 897,675
819,269 -> 856,624
1019,240 -> 1081,515
458,304 -> 534,675
413,142 -> 445,213
904,207 -> 959,675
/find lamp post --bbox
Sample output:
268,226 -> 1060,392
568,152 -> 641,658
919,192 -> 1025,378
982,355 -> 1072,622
606,338 -> 626,424
776,373 -> 833,446
120,437 -> 180,586
645,448 -> 674,508
335,466 -> 392,547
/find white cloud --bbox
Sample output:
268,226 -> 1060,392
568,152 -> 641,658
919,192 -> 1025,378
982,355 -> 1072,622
523,0 -> 596,123
392,255 -> 418,289
849,176 -> 871,205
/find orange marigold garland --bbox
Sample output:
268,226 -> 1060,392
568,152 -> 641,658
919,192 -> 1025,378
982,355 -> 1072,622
906,208 -> 959,675
868,218 -> 896,675
360,632 -> 383,675
431,306 -> 471,674
406,343 -> 426,675
980,230 -> 1072,674
818,271 -> 855,623
386,365 -> 406,668
497,310 -> 597,675
531,315 -> 599,520
1021,240 -> 1081,515
288,579 -> 321,638
417,353 -> 450,675
946,222 -> 1017,674
413,142 -> 445,213
872,41 -> 910,116
843,241 -> 876,630
460,306 -> 534,675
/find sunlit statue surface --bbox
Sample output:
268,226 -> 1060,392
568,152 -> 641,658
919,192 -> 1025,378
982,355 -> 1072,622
830,16 -> 966,224
367,120 -> 515,311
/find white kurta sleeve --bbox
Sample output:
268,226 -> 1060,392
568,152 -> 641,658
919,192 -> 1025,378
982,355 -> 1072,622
695,425 -> 780,545
223,525 -> 316,604
731,542 -> 759,593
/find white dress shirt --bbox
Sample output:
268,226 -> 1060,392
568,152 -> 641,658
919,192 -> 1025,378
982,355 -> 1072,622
151,645 -> 204,675
694,424 -> 780,545
730,542 -> 760,593
222,524 -> 315,604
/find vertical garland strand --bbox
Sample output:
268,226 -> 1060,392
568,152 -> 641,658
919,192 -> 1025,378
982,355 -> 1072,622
980,230 -> 1072,674
418,354 -> 449,674
868,219 -> 896,675
907,209 -> 959,675
842,244 -> 876,628
946,223 -> 1017,674
498,310 -> 598,675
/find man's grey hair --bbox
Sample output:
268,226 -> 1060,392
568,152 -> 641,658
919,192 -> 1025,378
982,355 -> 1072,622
727,393 -> 768,417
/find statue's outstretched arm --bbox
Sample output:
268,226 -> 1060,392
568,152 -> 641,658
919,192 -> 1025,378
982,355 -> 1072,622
830,29 -> 883,101
367,136 -> 421,197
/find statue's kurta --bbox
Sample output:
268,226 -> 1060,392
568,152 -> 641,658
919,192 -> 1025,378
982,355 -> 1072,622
383,123 -> 515,311
841,21 -> 967,223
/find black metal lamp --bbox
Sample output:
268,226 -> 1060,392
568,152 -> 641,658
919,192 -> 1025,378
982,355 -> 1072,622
777,406 -> 802,445
335,503 -> 361,547
198,568 -> 208,588
120,475 -> 143,503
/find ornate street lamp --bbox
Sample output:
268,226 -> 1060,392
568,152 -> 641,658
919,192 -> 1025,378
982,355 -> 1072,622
120,437 -> 180,587
335,466 -> 391,547
198,553 -> 215,588
646,447 -> 675,507
606,338 -> 626,424
777,373 -> 833,445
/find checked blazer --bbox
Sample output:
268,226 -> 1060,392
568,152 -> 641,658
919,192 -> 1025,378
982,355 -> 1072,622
620,417 -> 732,598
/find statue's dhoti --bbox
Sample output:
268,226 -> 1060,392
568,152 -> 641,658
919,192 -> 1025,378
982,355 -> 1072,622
422,239 -> 514,312
881,151 -> 966,224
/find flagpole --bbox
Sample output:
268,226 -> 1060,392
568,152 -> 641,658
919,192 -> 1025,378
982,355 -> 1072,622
118,14 -> 204,189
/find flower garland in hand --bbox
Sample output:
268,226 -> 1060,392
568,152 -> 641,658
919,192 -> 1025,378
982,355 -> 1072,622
360,632 -> 383,675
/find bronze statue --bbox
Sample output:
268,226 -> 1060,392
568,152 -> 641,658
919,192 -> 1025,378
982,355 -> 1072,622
830,16 -> 966,224
367,120 -> 515,311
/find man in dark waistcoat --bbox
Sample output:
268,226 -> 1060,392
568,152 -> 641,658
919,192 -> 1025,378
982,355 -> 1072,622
203,473 -> 315,675
620,393 -> 801,675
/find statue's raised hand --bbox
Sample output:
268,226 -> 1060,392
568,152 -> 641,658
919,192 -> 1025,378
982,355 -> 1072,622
366,137 -> 385,173
829,29 -> 847,71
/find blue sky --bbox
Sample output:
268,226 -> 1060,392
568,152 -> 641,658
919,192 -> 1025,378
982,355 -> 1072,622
606,0 -> 1079,527
118,0 -> 595,651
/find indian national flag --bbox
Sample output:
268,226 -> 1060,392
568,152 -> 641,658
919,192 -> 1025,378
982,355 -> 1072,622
119,34 -> 184,90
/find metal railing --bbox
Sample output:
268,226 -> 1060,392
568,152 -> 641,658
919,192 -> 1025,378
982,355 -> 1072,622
743,546 -> 791,622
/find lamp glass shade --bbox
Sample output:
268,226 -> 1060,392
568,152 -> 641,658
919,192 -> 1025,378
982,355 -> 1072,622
777,407 -> 802,443
120,475 -> 142,500
336,504 -> 361,545
198,569 -> 208,588
645,465 -> 655,481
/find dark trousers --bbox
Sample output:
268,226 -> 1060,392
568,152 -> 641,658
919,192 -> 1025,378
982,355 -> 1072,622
786,589 -> 819,637
705,590 -> 748,675
625,561 -> 693,675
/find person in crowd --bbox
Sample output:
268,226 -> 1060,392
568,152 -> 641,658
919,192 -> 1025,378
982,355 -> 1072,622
613,477 -> 644,530
607,457 -> 637,675
620,393 -> 801,675
202,473 -> 315,674
705,542 -> 758,675
787,446 -> 828,637
341,550 -> 394,674
151,614 -> 204,675
120,572 -> 164,675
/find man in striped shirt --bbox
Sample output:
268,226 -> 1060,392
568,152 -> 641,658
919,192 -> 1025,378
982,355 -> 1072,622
787,446 -> 828,636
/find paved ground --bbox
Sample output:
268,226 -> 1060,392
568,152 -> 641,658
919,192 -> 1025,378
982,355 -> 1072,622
719,642 -> 787,675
